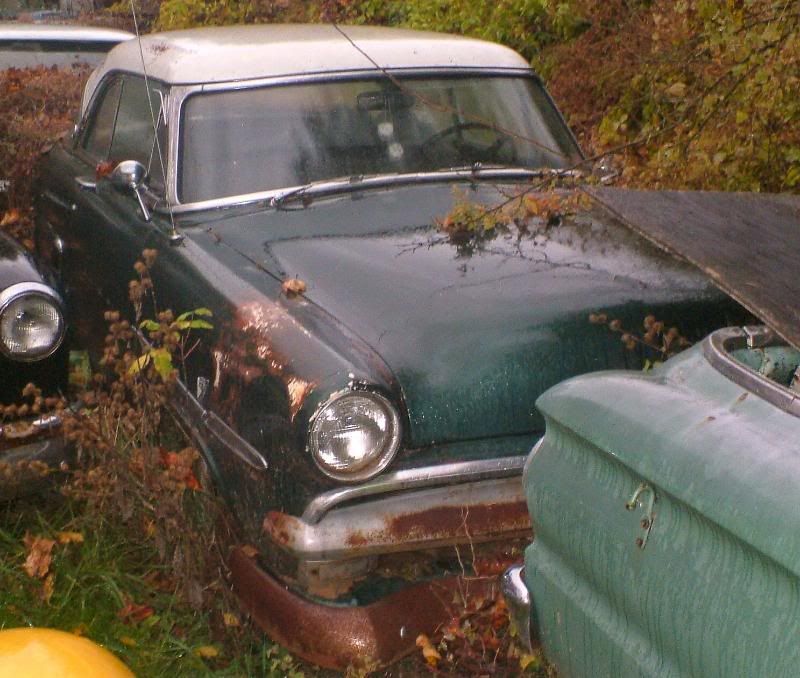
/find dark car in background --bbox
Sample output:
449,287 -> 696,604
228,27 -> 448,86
33,24 -> 747,668
0,229 -> 67,500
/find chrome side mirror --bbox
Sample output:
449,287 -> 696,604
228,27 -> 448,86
110,160 -> 151,222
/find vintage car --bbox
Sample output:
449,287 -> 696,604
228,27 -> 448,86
0,228 -> 68,500
33,25 -> 747,668
503,189 -> 800,676
0,23 -> 133,69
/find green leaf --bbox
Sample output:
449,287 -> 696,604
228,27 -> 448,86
128,353 -> 151,376
187,320 -> 213,330
139,319 -> 161,331
177,308 -> 213,322
150,348 -> 174,380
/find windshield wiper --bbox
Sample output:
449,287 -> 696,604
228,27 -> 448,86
268,166 -> 584,210
270,175 -> 366,210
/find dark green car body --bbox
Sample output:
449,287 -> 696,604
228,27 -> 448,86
33,23 -> 749,668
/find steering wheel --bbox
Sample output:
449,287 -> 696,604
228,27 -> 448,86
421,122 -> 513,162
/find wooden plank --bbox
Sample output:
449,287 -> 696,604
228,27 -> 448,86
586,187 -> 800,348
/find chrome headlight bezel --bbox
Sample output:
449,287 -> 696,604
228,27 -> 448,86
0,282 -> 66,362
308,389 -> 402,482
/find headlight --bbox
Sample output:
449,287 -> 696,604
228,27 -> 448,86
0,283 -> 65,361
308,390 -> 401,481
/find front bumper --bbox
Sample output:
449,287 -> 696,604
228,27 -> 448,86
262,457 -> 532,585
0,415 -> 69,500
229,545 -> 500,670
501,564 -> 534,652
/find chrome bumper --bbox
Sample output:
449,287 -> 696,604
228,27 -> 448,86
0,415 -> 68,500
263,458 -> 531,563
501,564 -> 533,652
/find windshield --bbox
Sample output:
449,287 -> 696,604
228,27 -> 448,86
179,74 -> 582,204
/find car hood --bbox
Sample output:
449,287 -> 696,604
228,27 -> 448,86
587,188 -> 800,350
192,182 -> 729,447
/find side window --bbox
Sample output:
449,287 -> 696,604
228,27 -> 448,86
83,78 -> 122,160
82,75 -> 168,191
110,77 -> 167,189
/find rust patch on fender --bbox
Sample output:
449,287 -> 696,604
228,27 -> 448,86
210,300 -> 315,424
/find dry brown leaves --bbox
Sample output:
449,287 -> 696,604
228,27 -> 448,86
117,598 -> 155,625
23,533 -> 55,579
0,65 -> 89,211
22,531 -> 84,604
281,276 -> 307,298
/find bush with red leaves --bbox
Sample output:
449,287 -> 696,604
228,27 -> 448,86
0,65 -> 89,215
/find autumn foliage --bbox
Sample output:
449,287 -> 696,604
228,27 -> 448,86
0,65 -> 89,213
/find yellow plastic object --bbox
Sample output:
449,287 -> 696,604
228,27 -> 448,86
0,628 -> 134,678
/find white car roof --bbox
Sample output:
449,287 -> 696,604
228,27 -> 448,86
93,23 -> 531,86
0,23 -> 134,43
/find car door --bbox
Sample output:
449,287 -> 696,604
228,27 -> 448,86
46,73 -> 173,356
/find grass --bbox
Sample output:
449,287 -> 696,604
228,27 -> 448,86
0,492 -> 309,677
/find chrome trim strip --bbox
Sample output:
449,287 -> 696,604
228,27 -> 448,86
161,167 -> 570,215
302,455 -> 527,524
132,325 -> 268,472
0,282 -> 66,362
703,326 -> 800,418
170,377 -> 270,472
501,565 -> 533,653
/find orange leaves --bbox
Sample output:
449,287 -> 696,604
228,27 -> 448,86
117,598 -> 155,625
23,534 -> 55,579
0,208 -> 34,249
22,531 -> 83,604
95,160 -> 115,180
281,276 -> 307,298
416,633 -> 442,667
193,645 -> 220,659
159,447 -> 202,491
56,531 -> 85,545
0,208 -> 21,227
0,65 -> 88,211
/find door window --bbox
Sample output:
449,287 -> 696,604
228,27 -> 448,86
82,75 -> 168,191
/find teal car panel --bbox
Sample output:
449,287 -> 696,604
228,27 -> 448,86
522,328 -> 800,677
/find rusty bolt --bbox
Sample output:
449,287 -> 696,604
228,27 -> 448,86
640,518 -> 650,529
635,537 -> 645,548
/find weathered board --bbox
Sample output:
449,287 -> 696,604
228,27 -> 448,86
587,187 -> 800,349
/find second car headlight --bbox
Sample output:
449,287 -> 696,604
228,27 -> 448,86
308,390 -> 401,481
0,283 -> 65,361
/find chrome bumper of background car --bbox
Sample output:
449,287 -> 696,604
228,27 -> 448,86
0,415 -> 68,500
263,473 -> 531,563
501,564 -> 534,652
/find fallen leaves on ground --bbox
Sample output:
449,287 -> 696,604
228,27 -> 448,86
56,531 -> 84,544
117,599 -> 155,625
194,644 -> 220,658
23,533 -> 55,579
